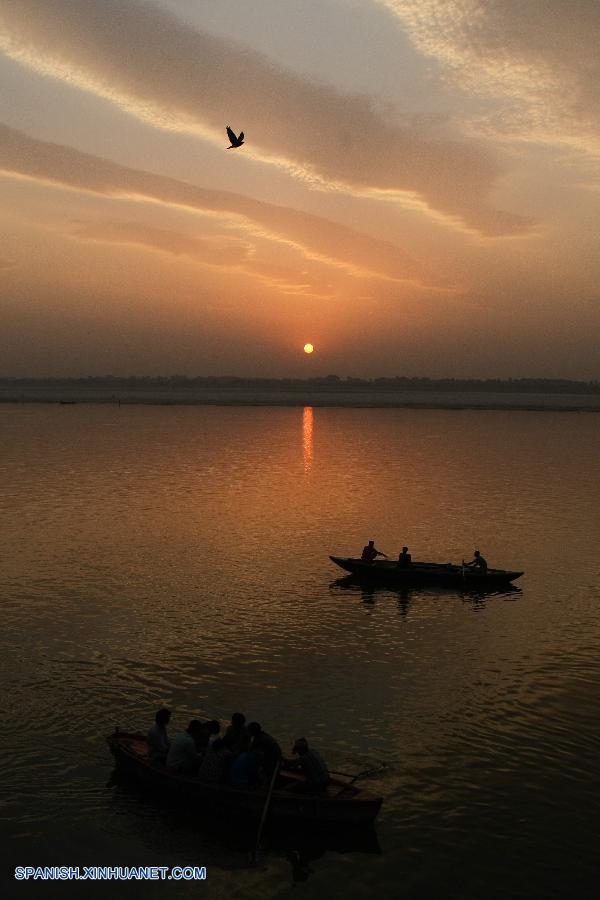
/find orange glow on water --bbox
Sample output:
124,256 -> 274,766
302,406 -> 313,473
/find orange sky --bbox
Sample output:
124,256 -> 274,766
0,0 -> 598,377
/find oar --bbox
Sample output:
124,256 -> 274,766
329,763 -> 388,784
252,761 -> 281,863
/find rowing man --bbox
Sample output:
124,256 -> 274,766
463,550 -> 488,572
287,738 -> 329,793
361,540 -> 387,562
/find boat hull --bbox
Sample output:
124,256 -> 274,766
330,556 -> 523,587
107,733 -> 382,826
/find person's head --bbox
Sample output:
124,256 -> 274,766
247,722 -> 262,738
155,707 -> 171,727
402,546 -> 408,553
368,540 -> 374,547
206,719 -> 220,735
231,712 -> 246,729
474,550 -> 480,557
186,719 -> 205,739
292,737 -> 309,756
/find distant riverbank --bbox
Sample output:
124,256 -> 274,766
1,383 -> 600,411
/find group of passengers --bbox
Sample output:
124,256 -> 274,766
361,541 -> 488,571
147,710 -> 329,793
361,541 -> 411,564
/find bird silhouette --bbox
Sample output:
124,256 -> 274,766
226,125 -> 244,149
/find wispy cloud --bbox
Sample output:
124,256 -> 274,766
66,219 -> 337,299
377,1 -> 600,157
0,123 -> 435,287
0,0 -> 529,234
70,221 -> 252,267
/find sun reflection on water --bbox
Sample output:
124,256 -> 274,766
302,406 -> 313,473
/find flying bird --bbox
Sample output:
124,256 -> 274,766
226,125 -> 244,149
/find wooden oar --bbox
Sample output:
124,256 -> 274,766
329,763 -> 388,784
252,761 -> 281,862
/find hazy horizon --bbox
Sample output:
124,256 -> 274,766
1,1 -> 599,378
1,373 -> 599,389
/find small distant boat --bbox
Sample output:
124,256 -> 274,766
107,731 -> 382,826
330,556 -> 523,587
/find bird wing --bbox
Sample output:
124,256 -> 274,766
226,125 -> 236,143
238,132 -> 244,142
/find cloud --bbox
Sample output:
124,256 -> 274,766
66,219 -> 338,298
0,0 -> 529,234
377,1 -> 600,156
0,122 -> 435,287
70,221 -> 251,267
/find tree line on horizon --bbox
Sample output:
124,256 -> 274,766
1,375 -> 599,393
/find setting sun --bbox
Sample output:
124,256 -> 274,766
303,343 -> 314,354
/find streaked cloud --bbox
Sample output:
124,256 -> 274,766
0,123 -> 436,287
66,219 -> 338,299
377,1 -> 600,157
0,0 -> 528,234
70,221 -> 252,268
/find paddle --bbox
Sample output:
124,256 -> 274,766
329,763 -> 388,784
252,760 -> 281,863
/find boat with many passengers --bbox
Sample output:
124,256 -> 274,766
107,731 -> 383,826
330,556 -> 523,587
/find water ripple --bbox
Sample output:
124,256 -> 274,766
1,405 -> 600,897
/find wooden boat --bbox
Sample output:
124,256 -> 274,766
330,556 -> 523,587
107,731 -> 382,826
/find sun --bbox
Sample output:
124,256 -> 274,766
303,343 -> 315,354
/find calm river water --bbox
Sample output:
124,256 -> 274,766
1,404 -> 599,898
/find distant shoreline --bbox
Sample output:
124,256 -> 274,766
1,376 -> 599,392
1,384 -> 600,411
